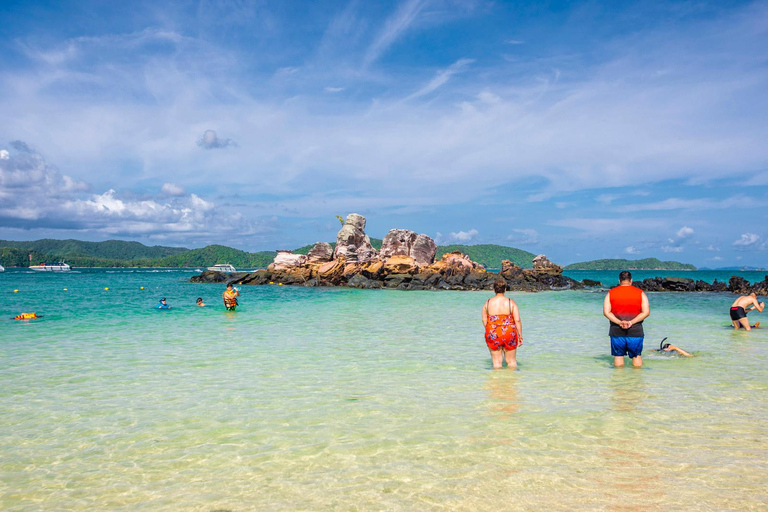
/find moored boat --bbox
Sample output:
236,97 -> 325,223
29,262 -> 71,272
0,264 -> 5,272
207,263 -> 237,273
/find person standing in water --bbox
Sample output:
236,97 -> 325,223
482,279 -> 523,369
729,292 -> 764,331
603,271 -> 650,368
223,283 -> 240,311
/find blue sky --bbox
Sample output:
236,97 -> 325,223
1,0 -> 766,267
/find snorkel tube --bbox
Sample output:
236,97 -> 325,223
658,337 -> 669,351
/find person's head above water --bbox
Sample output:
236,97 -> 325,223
160,297 -> 166,302
618,270 -> 632,284
226,283 -> 233,289
196,297 -> 203,303
493,279 -> 507,294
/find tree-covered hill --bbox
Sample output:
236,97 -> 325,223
145,245 -> 275,268
564,258 -> 696,270
0,239 -> 187,261
436,244 -> 537,269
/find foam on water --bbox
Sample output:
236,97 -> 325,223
1,269 -> 767,510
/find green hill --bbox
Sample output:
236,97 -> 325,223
146,245 -> 275,268
0,239 -> 186,262
0,238 -> 535,269
435,244 -> 536,269
564,258 -> 696,271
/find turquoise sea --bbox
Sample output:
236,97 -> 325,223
2,268 -> 767,511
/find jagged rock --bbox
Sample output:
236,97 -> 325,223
729,276 -> 751,294
379,230 -> 437,267
384,273 -> 411,287
412,234 -> 437,266
307,242 -> 334,263
582,279 -> 602,287
334,213 -> 378,262
360,259 -> 384,279
343,262 -> 362,279
383,255 -> 419,274
318,258 -> 346,284
380,229 -> 418,258
190,270 -> 229,283
427,251 -> 484,276
532,254 -> 562,275
271,267 -> 312,284
269,250 -> 308,271
348,274 -> 372,288
711,279 -> 727,292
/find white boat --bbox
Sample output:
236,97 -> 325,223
0,264 -> 4,272
30,262 -> 71,272
207,263 -> 236,273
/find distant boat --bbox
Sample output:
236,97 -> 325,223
30,262 -> 71,272
207,263 -> 237,273
0,264 -> 4,272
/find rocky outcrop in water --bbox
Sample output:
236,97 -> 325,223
190,213 -> 581,291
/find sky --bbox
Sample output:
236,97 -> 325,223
1,0 -> 767,267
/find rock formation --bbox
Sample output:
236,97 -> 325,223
306,242 -> 333,263
334,213 -> 377,262
379,229 -> 437,267
268,250 -> 307,271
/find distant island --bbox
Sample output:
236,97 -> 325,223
0,238 -> 535,269
564,257 -> 696,271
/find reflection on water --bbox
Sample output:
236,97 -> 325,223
609,367 -> 647,412
485,371 -> 519,417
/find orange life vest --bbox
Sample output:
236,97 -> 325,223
609,285 -> 643,320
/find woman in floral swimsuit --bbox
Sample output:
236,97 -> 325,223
482,279 -> 523,369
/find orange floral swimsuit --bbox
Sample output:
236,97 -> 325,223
484,299 -> 520,351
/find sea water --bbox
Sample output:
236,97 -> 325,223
1,269 -> 766,511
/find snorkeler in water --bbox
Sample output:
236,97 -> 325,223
655,337 -> 693,357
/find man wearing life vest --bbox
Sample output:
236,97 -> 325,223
603,271 -> 650,367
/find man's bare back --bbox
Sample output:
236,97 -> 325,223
730,293 -> 764,330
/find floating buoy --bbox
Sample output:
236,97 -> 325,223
13,289 -> 19,293
269,282 -> 274,284
104,287 -> 109,291
63,288 -> 68,291
140,286 -> 144,290
278,283 -> 283,286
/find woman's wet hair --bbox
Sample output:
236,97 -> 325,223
493,279 -> 507,294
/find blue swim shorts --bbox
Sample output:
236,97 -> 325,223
610,336 -> 644,358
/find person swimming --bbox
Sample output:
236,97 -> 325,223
156,297 -> 171,309
196,297 -> 206,307
655,337 -> 693,357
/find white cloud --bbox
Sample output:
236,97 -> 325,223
324,87 -> 345,93
676,226 -> 694,239
625,246 -> 639,254
506,39 -> 524,45
162,183 -> 186,196
364,0 -> 427,67
0,150 -> 9,160
661,245 -> 684,253
437,228 -> 479,244
405,58 -> 474,101
706,245 -> 720,252
733,233 -> 760,246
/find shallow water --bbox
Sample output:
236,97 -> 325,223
1,269 -> 767,511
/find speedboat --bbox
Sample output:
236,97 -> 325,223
0,264 -> 4,272
30,262 -> 71,272
207,263 -> 237,273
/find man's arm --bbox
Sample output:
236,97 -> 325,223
603,294 -> 623,325
627,292 -> 650,327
